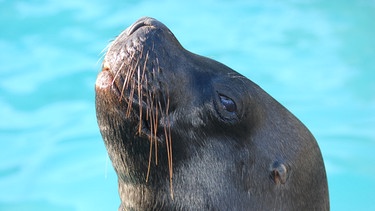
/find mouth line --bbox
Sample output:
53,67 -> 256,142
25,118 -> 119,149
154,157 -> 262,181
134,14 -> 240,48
97,63 -> 122,97
95,67 -> 123,98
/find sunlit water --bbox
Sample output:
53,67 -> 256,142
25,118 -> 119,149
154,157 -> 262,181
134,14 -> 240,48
1,0 -> 374,210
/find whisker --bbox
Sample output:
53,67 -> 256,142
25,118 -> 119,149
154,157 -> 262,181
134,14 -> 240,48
146,130 -> 153,183
163,88 -> 173,199
145,89 -> 154,182
137,64 -> 143,134
112,42 -> 174,197
154,88 -> 159,166
121,50 -> 138,101
96,41 -> 112,66
113,60 -> 125,85
126,72 -> 136,117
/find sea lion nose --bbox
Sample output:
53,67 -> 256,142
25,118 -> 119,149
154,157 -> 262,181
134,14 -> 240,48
126,17 -> 164,35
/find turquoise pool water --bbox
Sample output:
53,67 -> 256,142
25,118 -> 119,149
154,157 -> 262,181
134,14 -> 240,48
1,0 -> 374,210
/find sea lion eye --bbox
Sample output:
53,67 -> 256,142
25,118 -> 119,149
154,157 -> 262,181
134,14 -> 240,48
219,94 -> 237,113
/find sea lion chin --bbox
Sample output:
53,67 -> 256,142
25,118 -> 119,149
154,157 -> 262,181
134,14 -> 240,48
95,17 -> 329,210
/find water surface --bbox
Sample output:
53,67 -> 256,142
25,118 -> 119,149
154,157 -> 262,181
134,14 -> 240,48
1,0 -> 374,210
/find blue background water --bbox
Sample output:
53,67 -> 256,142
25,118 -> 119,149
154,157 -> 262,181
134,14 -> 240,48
1,0 -> 374,210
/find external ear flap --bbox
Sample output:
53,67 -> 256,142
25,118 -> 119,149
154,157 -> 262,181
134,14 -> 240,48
270,161 -> 289,185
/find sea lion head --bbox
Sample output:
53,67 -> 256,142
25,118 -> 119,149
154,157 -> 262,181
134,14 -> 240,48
95,17 -> 329,210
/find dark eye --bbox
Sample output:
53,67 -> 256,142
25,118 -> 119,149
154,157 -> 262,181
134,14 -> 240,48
219,95 -> 237,113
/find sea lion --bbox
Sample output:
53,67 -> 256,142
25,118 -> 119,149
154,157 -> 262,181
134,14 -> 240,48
95,17 -> 329,210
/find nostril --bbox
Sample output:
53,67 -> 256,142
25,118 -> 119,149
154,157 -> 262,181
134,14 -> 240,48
127,21 -> 147,35
127,17 -> 159,35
